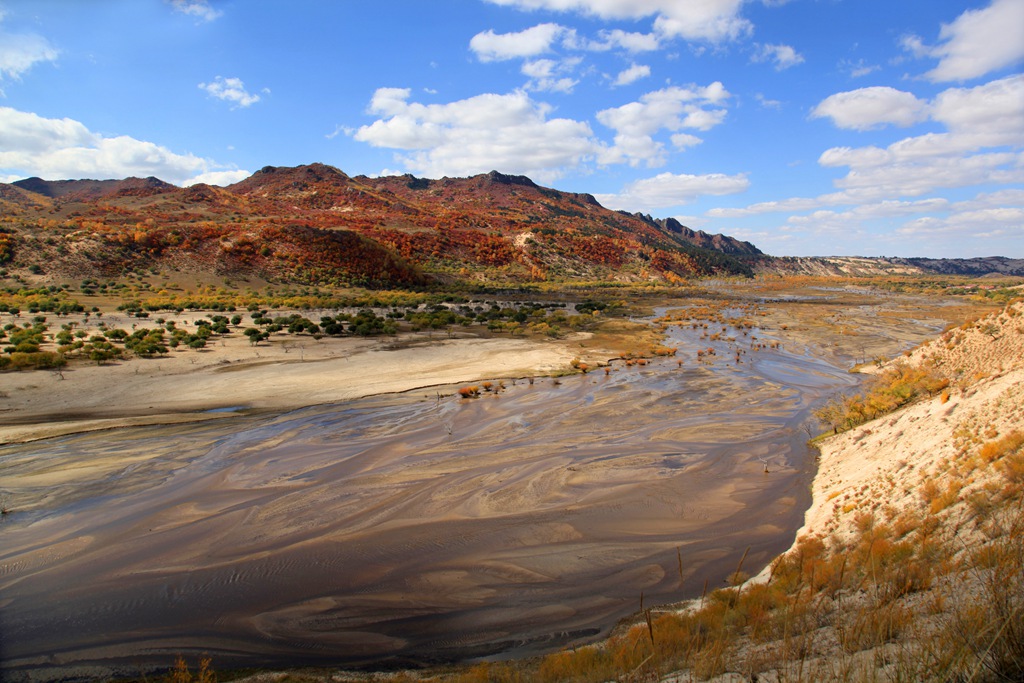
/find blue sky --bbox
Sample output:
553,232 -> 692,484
0,0 -> 1022,258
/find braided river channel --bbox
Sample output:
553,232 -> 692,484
1,309 -> 866,680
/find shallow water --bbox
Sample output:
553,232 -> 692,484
0,320 -> 859,679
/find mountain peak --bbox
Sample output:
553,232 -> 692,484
482,170 -> 538,188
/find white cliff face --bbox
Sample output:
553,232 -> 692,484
800,301 -> 1024,549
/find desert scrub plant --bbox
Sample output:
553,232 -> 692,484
940,504 -> 1024,682
166,654 -> 215,683
980,429 -> 1024,465
814,363 -> 950,434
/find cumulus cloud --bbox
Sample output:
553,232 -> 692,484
169,0 -> 223,22
471,23 -> 661,92
815,76 -> 1024,199
0,106 -> 244,185
352,88 -> 600,182
712,76 -> 1024,213
470,23 -> 572,61
595,171 -> 749,211
199,76 -> 263,108
751,43 -> 804,70
482,0 -> 752,43
612,63 -> 650,86
811,86 -> 930,131
915,0 -> 1024,82
930,75 -> 1024,143
596,83 -> 729,166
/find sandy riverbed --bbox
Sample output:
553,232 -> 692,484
0,288 -> 988,681
0,325 -> 579,443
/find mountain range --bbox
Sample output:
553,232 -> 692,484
0,163 -> 1020,287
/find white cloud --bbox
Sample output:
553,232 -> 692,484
521,59 -> 556,78
950,188 -> 1024,212
0,107 -> 94,153
483,0 -> 752,43
784,198 -> 953,226
755,93 -> 782,109
522,57 -> 580,92
596,83 -> 729,166
751,43 -> 804,70
707,196 -> 824,218
671,133 -> 702,149
0,106 -> 242,186
811,86 -> 929,131
352,88 -> 600,182
897,207 -> 1024,239
827,151 -> 1024,200
169,0 -> 223,22
595,171 -> 749,211
921,0 -> 1024,82
930,75 -> 1024,142
589,29 -> 660,52
199,76 -> 262,108
840,59 -> 880,78
470,23 -> 572,61
184,169 -> 251,186
612,63 -> 650,86
652,1 -> 751,43
835,190 -> 1024,247
705,73 -> 1024,256
899,34 -> 930,59
815,76 -> 1024,200
0,19 -> 58,84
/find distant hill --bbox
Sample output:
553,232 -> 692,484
0,164 -> 757,287
631,213 -> 762,256
759,255 -> 1024,277
13,176 -> 175,201
894,256 -> 1024,276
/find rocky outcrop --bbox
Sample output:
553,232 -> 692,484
631,213 -> 762,256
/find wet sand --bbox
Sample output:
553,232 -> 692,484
0,289 -> 975,681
